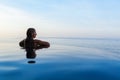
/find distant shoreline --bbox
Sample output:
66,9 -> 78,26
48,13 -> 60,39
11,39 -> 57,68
38,37 -> 120,40
0,36 -> 120,42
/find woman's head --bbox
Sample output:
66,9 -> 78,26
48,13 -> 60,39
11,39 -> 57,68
26,28 -> 37,39
25,28 -> 36,49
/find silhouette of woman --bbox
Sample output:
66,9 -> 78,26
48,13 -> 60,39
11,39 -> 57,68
19,28 -> 50,63
19,28 -> 50,49
19,28 -> 50,64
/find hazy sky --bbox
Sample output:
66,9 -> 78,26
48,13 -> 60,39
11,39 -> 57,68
0,0 -> 120,38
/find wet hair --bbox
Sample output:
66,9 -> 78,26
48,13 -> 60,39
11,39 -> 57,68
25,28 -> 36,49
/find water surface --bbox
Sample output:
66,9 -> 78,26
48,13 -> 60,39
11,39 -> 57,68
0,38 -> 120,80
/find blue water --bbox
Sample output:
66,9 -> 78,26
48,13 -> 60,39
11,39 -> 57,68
0,37 -> 120,80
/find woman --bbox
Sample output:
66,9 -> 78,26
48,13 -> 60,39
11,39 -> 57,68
19,28 -> 50,49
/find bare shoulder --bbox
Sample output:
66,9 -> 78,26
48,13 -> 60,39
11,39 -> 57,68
19,39 -> 25,47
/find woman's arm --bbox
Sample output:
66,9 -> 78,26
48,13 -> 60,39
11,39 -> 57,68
34,39 -> 50,48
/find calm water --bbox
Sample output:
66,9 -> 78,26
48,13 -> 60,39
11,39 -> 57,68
0,37 -> 120,80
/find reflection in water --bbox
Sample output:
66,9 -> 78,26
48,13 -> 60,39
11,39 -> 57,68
26,49 -> 36,59
28,60 -> 36,64
25,45 -> 50,64
26,48 -> 36,64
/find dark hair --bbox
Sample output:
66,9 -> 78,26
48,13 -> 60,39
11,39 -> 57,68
25,28 -> 36,49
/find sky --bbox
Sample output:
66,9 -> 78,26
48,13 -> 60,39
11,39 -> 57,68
0,0 -> 120,38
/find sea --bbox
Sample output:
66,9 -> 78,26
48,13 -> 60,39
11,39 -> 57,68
0,37 -> 120,80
